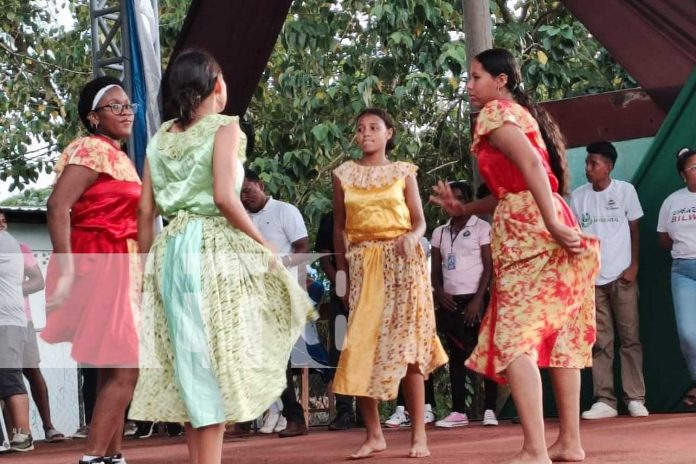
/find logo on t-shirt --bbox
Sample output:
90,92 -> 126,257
671,206 -> 696,223
606,198 -> 619,210
462,230 -> 471,237
579,212 -> 620,229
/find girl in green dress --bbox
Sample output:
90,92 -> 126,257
129,49 -> 314,464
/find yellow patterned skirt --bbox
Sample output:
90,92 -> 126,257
332,238 -> 448,400
466,191 -> 600,383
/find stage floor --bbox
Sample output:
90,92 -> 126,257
7,413 -> 696,463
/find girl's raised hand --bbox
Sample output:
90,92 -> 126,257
429,180 -> 464,216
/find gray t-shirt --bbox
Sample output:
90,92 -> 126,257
0,231 -> 26,327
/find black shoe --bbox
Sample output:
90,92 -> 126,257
134,421 -> 155,439
328,410 -> 355,430
166,422 -> 183,437
79,457 -> 112,464
278,420 -> 308,438
109,454 -> 125,464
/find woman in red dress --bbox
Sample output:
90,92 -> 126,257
42,76 -> 141,464
432,49 -> 599,464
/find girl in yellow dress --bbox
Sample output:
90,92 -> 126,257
332,108 -> 448,459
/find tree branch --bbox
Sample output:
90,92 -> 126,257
494,0 -> 515,24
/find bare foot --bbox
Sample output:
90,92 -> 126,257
547,442 -> 585,462
348,436 -> 387,460
500,450 -> 552,464
409,440 -> 430,458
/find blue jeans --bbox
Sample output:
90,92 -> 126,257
672,259 -> 696,382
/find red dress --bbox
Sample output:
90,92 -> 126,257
42,135 -> 142,367
465,99 -> 600,382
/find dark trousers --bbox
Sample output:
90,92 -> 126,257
80,366 -> 98,424
281,362 -> 306,425
438,294 -> 497,413
396,376 -> 436,407
328,293 -> 354,415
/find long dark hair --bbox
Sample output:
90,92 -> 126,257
168,49 -> 221,127
475,48 -> 570,196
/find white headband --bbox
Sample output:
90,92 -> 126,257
91,84 -> 122,110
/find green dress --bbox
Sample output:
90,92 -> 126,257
129,114 -> 314,427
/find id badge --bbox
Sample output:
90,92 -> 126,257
446,253 -> 456,270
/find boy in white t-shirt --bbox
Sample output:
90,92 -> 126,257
430,181 -> 498,428
569,141 -> 649,419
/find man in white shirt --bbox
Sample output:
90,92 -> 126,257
0,227 -> 33,452
241,169 -> 310,438
570,141 -> 649,420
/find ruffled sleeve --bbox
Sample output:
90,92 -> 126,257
472,99 -> 537,154
54,136 -> 140,183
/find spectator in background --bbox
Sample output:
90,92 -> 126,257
570,141 -> 649,420
0,212 -> 67,443
657,148 -> 696,407
431,181 -> 498,428
0,220 -> 33,453
315,211 -> 356,430
241,168 -> 311,438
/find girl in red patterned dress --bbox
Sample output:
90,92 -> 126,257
43,77 -> 141,464
431,49 -> 600,464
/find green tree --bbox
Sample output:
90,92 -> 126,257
246,0 -> 635,232
0,0 -> 189,193
0,186 -> 52,206
2,0 -> 634,232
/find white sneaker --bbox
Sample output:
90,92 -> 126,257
435,411 -> 469,428
627,401 -> 649,417
273,415 -> 288,432
123,421 -> 137,437
384,405 -> 408,428
483,409 -> 499,426
259,411 -> 280,434
581,402 -> 618,420
424,404 -> 435,425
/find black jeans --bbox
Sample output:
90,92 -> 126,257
438,294 -> 497,413
328,293 -> 354,415
281,362 -> 306,425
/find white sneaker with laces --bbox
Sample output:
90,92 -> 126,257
384,405 -> 407,428
424,404 -> 435,425
482,409 -> 499,426
581,402 -> 618,420
435,411 -> 469,428
259,411 -> 280,434
627,400 -> 649,417
273,415 -> 288,432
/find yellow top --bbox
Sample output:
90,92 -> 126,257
334,161 -> 417,244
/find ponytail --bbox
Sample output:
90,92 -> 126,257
168,49 -> 221,128
475,48 -> 570,196
512,87 -> 569,196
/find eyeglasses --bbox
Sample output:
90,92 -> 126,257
93,103 -> 139,115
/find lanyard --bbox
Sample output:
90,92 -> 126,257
449,225 -> 464,249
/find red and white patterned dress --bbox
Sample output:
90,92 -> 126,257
465,99 -> 600,383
